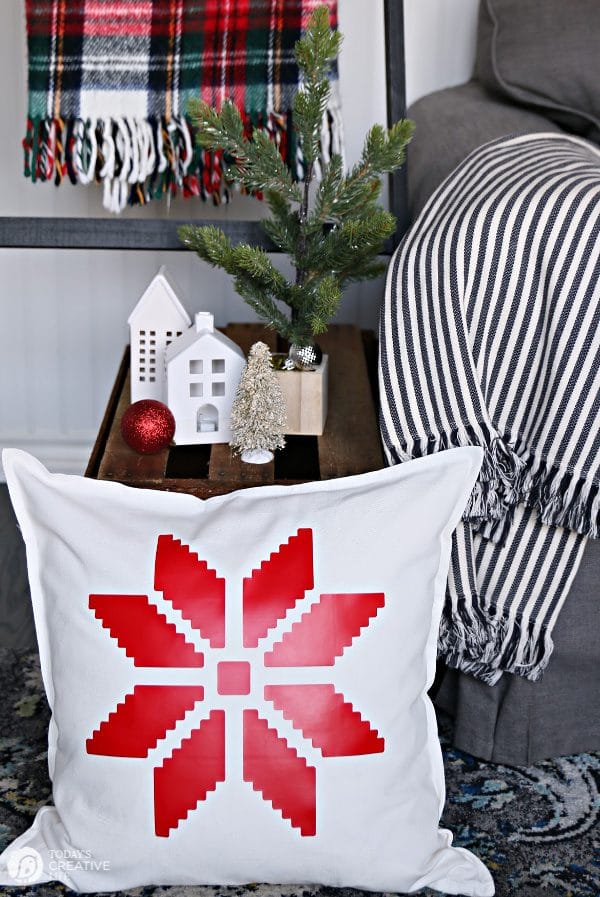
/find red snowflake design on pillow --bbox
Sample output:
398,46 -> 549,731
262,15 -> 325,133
86,529 -> 385,838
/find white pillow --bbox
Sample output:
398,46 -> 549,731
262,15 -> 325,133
0,448 -> 493,896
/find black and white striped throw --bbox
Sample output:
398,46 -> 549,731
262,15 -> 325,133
380,133 -> 600,684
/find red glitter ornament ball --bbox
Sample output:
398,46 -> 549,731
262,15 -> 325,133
120,400 -> 175,454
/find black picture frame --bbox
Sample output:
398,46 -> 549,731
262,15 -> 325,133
0,0 -> 406,253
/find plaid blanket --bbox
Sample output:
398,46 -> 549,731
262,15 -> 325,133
24,0 -> 342,212
380,133 -> 600,684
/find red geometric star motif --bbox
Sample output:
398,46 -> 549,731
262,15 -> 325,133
86,528 -> 385,838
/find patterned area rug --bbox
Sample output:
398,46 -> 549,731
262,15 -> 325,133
0,650 -> 598,897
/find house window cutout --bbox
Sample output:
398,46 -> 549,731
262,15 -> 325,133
212,381 -> 226,397
190,383 -> 203,397
189,360 -> 203,374
197,404 -> 218,433
212,359 -> 225,373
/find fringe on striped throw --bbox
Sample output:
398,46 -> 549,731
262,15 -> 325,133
380,132 -> 600,683
384,425 -> 596,687
22,109 -> 343,214
387,425 -> 600,543
437,507 -> 586,685
440,608 -> 556,685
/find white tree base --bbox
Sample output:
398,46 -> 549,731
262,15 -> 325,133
241,449 -> 274,464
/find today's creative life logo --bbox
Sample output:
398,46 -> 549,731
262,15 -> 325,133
86,528 -> 385,837
6,847 -> 43,884
6,847 -> 110,881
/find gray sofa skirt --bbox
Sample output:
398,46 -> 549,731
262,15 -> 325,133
435,539 -> 600,766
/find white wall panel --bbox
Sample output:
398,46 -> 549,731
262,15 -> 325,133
404,0 -> 480,107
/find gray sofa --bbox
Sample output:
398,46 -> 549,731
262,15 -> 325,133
407,0 -> 600,766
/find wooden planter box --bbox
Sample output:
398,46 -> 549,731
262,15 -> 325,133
275,355 -> 329,436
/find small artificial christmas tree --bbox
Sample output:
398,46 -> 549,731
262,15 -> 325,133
230,342 -> 287,463
179,5 -> 414,355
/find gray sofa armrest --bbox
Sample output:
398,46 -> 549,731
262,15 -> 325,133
407,80 -> 563,220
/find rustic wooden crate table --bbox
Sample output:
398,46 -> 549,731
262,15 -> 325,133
86,323 -> 384,496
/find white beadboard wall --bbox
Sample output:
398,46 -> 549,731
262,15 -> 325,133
0,0 -> 478,477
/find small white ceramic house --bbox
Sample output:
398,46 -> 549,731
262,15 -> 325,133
166,312 -> 246,444
128,267 -> 192,403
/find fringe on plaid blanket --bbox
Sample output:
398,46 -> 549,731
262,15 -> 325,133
380,133 -> 600,684
24,0 -> 343,213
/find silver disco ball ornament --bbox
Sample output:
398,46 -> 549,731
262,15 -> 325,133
288,342 -> 323,371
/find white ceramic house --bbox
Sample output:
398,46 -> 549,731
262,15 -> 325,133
166,312 -> 246,444
128,267 -> 192,403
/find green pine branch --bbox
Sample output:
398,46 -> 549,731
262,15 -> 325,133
179,225 -> 294,339
231,274 -> 294,340
316,120 -> 415,222
180,4 -> 414,346
321,208 -> 397,265
188,98 -> 302,203
308,275 -> 342,334
260,189 -> 301,254
293,6 -> 342,166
